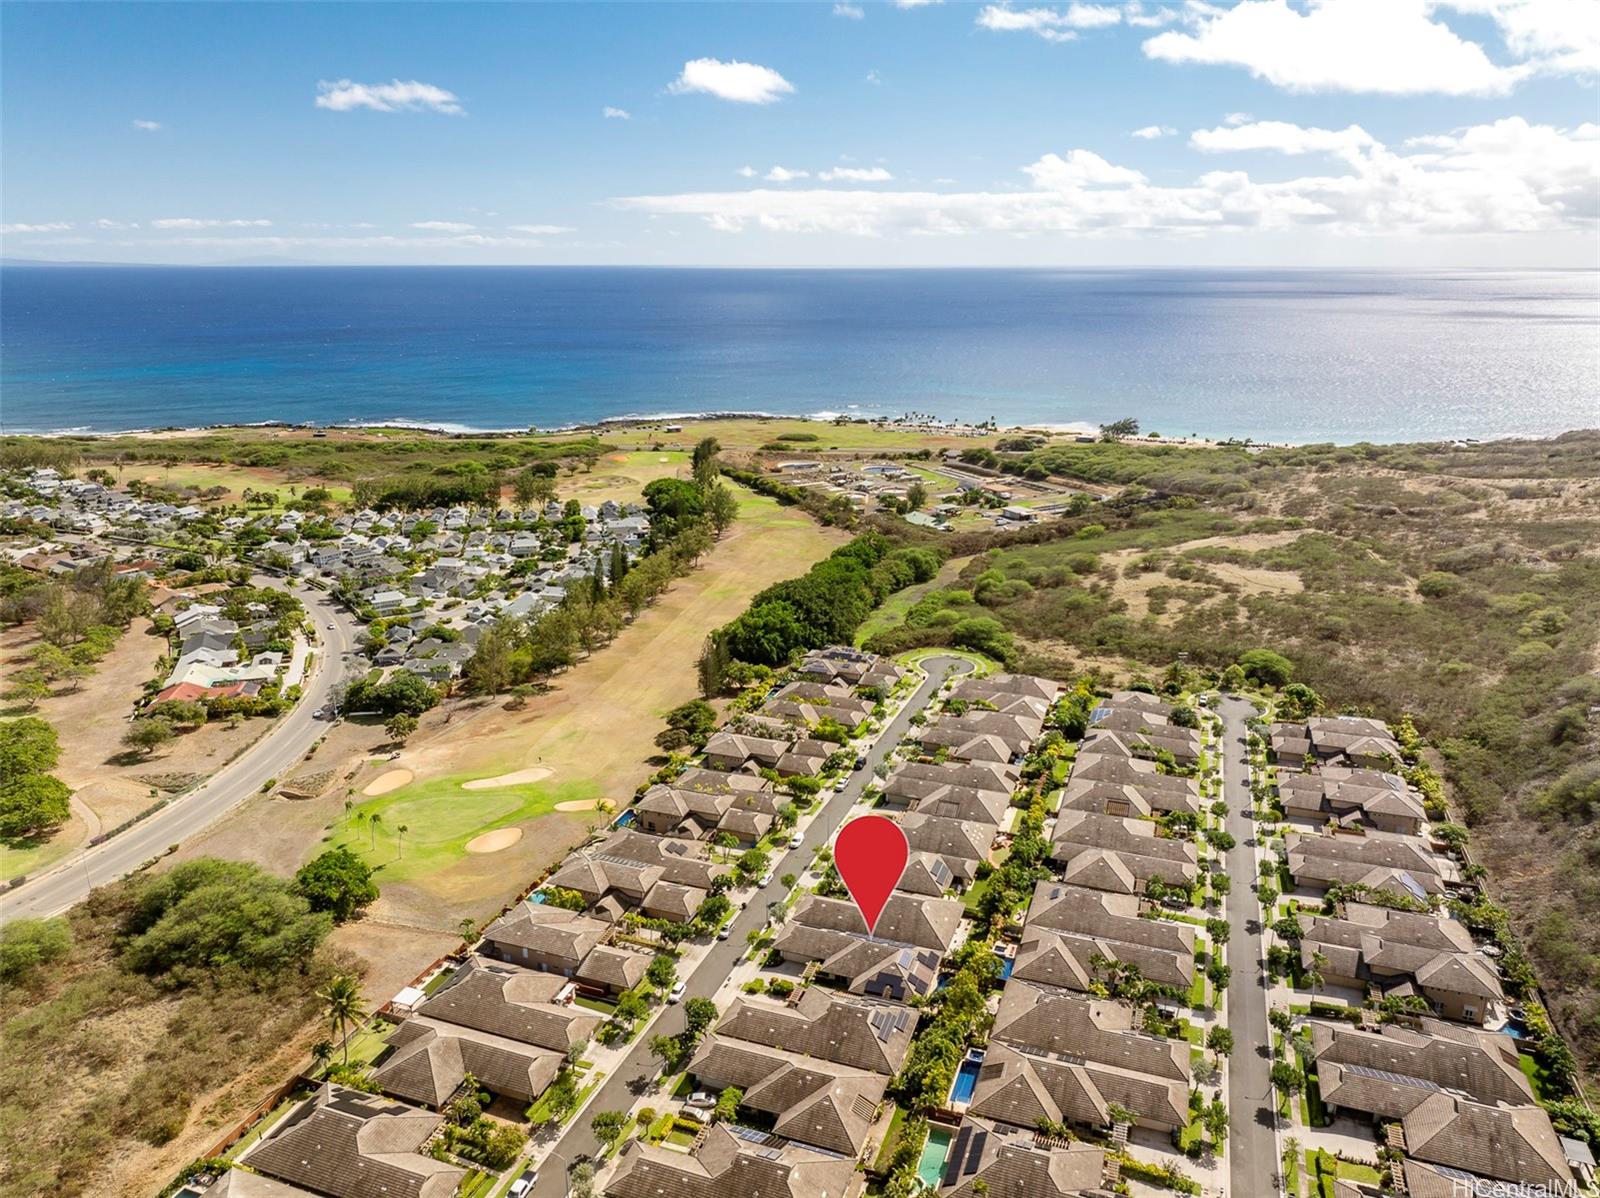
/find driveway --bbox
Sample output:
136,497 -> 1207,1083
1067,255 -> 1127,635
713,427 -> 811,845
1218,694 -> 1279,1198
0,583 -> 362,920
527,653 -> 972,1196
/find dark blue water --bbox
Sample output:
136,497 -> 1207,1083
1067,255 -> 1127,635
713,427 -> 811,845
3,266 -> 1595,442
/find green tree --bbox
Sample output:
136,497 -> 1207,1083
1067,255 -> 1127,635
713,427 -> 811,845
1237,649 -> 1294,688
1270,1060 -> 1305,1098
705,482 -> 740,535
1099,417 -> 1140,440
0,716 -> 60,777
294,847 -> 380,922
384,712 -> 419,744
905,481 -> 929,510
320,973 -> 368,1064
1206,1025 -> 1234,1063
714,1085 -> 743,1123
0,773 -> 73,840
122,716 -> 176,758
682,996 -> 718,1041
646,954 -> 677,992
590,1109 -> 627,1147
691,437 -> 721,488
4,668 -> 51,710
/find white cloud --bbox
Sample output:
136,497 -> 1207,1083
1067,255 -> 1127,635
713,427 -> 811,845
411,220 -> 476,232
977,3 -> 1124,40
315,78 -> 465,114
894,0 -> 942,8
132,119 -> 162,131
1,222 -> 73,234
866,69 -> 883,84
614,117 -> 1600,240
736,166 -> 758,178
602,106 -> 631,120
1131,124 -> 1176,139
820,166 -> 894,182
834,2 -> 865,17
152,218 -> 272,229
1448,0 -> 1600,77
1191,120 -> 1377,159
1223,112 -> 1253,126
506,224 -> 575,234
667,58 -> 794,105
765,166 -> 811,182
1025,148 -> 1147,186
1122,1 -> 1176,28
1142,0 -> 1526,95
94,219 -> 139,230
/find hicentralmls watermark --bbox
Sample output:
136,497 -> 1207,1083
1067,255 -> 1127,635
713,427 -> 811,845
1448,1179 -> 1583,1198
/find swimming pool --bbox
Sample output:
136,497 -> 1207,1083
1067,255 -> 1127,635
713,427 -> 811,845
1000,956 -> 1014,980
918,1127 -> 953,1187
950,1052 -> 984,1103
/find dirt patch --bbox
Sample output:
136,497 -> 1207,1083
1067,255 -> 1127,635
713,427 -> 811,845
462,767 -> 553,790
363,768 -> 413,795
465,827 -> 524,853
554,799 -> 601,812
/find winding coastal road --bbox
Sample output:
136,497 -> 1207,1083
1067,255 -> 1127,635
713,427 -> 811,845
527,654 -> 971,1197
0,584 -> 361,921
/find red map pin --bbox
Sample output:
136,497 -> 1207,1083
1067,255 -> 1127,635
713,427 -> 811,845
834,815 -> 910,936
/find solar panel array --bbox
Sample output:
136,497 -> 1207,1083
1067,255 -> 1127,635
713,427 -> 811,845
1343,1062 -> 1443,1093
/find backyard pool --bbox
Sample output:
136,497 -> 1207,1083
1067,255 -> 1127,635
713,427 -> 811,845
918,1126 -> 954,1188
950,1051 -> 984,1104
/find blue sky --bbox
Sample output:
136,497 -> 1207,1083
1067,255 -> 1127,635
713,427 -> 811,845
2,0 -> 1596,266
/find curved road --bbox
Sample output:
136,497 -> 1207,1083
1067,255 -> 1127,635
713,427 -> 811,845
528,653 -> 973,1197
0,584 -> 362,920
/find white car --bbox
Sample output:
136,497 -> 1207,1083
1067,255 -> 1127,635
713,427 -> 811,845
717,924 -> 732,940
788,831 -> 803,849
833,778 -> 849,792
757,870 -> 774,888
684,1090 -> 717,1109
509,1169 -> 539,1197
668,980 -> 686,1004
325,623 -> 335,631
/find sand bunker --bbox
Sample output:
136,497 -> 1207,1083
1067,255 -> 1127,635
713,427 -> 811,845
465,827 -> 523,853
554,799 -> 602,812
462,767 -> 553,790
363,769 -> 413,796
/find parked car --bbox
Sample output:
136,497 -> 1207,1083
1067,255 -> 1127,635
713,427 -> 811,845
668,980 -> 686,1004
788,831 -> 803,849
717,924 -> 732,940
853,756 -> 867,770
509,1168 -> 539,1197
833,777 -> 849,792
685,1090 -> 717,1109
757,869 -> 774,888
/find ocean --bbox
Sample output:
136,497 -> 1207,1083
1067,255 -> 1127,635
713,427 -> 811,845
2,266 -> 1595,443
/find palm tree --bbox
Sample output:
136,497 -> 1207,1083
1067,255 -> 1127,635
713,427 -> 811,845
369,810 -> 383,850
397,823 -> 409,859
319,974 -> 367,1064
311,1039 -> 335,1074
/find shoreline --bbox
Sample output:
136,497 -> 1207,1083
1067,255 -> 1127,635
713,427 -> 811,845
5,410 -> 1577,451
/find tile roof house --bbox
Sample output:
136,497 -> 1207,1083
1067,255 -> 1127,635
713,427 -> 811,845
1301,902 -> 1503,1023
911,783 -> 1012,826
687,1036 -> 888,1158
772,893 -> 961,1002
1062,752 -> 1200,817
1049,811 -> 1200,888
1401,1094 -> 1571,1189
967,1041 -> 1190,1134
1012,925 -> 1194,995
411,957 -> 600,1053
480,903 -> 609,978
897,851 -> 958,897
797,646 -> 905,692
894,812 -> 996,882
920,714 -> 1036,761
958,673 -> 1063,703
989,986 -> 1190,1088
573,944 -> 651,996
1279,768 -> 1427,835
370,1015 -> 561,1108
711,988 -> 917,1075
890,759 -> 1019,795
241,1084 -> 464,1198
1310,1018 -> 1536,1117
701,731 -> 791,772
935,1118 -> 1108,1198
1274,716 -> 1402,770
545,830 -> 730,918
1080,727 -> 1201,767
1286,829 -> 1458,898
775,737 -> 835,778
1025,883 -> 1195,957
605,1123 -> 864,1198
786,892 -> 964,952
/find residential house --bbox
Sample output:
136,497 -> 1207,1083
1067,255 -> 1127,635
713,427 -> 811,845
710,988 -> 917,1075
1011,924 -> 1194,995
701,731 -> 791,773
935,1118 -> 1108,1198
1279,768 -> 1427,836
1049,811 -> 1200,890
240,1084 -> 464,1198
1060,752 -> 1200,818
1300,902 -> 1503,1023
1286,828 -> 1459,899
408,956 -> 600,1053
1310,1018 -> 1536,1117
371,1016 -> 561,1109
1024,883 -> 1195,957
479,902 -> 608,978
605,1124 -> 864,1198
894,812 -> 996,884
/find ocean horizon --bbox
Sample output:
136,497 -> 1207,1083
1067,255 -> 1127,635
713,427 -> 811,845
3,265 -> 1596,444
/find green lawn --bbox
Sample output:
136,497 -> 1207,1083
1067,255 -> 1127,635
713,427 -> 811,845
1519,1052 -> 1559,1101
226,1091 -> 306,1160
574,994 -> 617,1014
1187,972 -> 1208,1010
873,1104 -> 913,1172
334,770 -> 603,883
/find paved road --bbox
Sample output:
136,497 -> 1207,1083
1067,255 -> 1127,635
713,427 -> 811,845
528,653 -> 973,1196
0,584 -> 362,920
1218,694 -> 1278,1198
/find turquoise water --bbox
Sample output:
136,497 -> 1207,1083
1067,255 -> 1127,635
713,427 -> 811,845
4,266 -> 1595,442
918,1127 -> 953,1187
